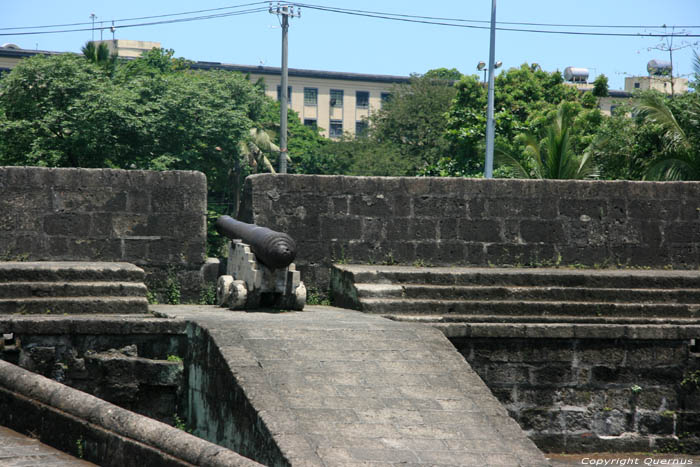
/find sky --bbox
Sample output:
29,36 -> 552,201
2,1 -> 699,91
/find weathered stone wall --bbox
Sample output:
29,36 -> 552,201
448,334 -> 700,453
241,174 -> 700,291
0,167 -> 208,299
0,318 -> 188,425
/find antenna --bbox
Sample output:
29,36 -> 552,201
89,13 -> 97,41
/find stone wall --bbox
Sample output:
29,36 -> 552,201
0,167 -> 208,300
445,328 -> 700,453
241,174 -> 700,291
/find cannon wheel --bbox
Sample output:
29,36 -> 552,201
216,275 -> 234,307
229,280 -> 248,309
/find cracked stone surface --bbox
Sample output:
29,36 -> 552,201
154,305 -> 550,466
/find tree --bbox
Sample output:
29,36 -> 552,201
495,103 -> 598,179
635,91 -> 700,180
0,48 -> 266,209
445,64 -> 587,177
368,72 -> 458,174
592,74 -> 609,98
81,41 -> 116,75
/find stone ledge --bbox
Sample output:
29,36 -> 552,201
0,359 -> 262,467
429,322 -> 700,340
0,315 -> 187,335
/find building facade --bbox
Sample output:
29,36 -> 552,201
0,43 -> 409,139
191,62 -> 409,138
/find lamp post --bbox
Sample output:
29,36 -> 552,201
484,0 -> 497,179
476,60 -> 502,84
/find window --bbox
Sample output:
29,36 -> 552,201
304,87 -> 318,106
356,91 -> 369,109
329,120 -> 343,138
276,85 -> 292,106
380,92 -> 392,108
330,89 -> 343,108
304,118 -> 317,128
355,121 -> 368,137
634,82 -> 640,89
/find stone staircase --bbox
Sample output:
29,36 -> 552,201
0,262 -> 149,314
331,264 -> 700,322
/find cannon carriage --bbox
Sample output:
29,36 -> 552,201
215,216 -> 306,310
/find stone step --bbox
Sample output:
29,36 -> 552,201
0,262 -> 145,283
354,283 -> 700,304
0,297 -> 149,314
334,264 -> 700,289
358,298 -> 700,318
0,281 -> 147,299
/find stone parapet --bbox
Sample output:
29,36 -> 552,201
241,175 -> 700,291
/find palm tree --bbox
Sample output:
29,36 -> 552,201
81,41 -> 117,75
635,54 -> 700,181
238,128 -> 283,174
495,104 -> 598,179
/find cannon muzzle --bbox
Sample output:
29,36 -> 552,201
215,216 -> 297,269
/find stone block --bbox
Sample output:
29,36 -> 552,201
520,220 -> 565,244
530,364 -> 574,386
667,222 -> 700,243
458,219 -> 500,242
639,412 -> 674,435
44,213 -> 91,236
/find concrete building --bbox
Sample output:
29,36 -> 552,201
0,42 -> 408,138
624,75 -> 688,95
191,62 -> 409,138
93,39 -> 161,58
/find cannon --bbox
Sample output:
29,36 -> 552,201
215,216 -> 296,269
215,216 -> 305,310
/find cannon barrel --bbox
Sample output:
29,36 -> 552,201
215,216 -> 297,269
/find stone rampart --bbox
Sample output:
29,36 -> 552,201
241,174 -> 700,291
0,167 -> 207,300
438,322 -> 700,453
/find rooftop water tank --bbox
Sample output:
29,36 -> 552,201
564,67 -> 589,83
647,59 -> 672,76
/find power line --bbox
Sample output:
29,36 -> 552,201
0,2 -> 269,31
0,7 -> 269,37
293,3 -> 700,30
293,3 -> 700,38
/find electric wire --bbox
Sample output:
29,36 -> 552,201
1,1 -> 698,39
0,2 -> 270,31
292,3 -> 700,30
0,7 -> 270,36
292,3 -> 700,38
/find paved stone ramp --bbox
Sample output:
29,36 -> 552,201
331,264 -> 700,321
0,425 -> 95,466
156,305 -> 549,466
0,262 -> 148,314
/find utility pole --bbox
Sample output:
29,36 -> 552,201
90,13 -> 97,42
484,0 -> 497,179
270,3 -> 301,173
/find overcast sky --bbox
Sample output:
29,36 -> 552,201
3,1 -> 699,90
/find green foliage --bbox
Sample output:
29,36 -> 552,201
0,48 -> 266,219
198,283 -> 217,305
306,289 -> 331,306
423,67 -> 463,81
165,269 -> 181,305
636,91 -> 700,180
592,74 -> 609,98
166,354 -> 183,362
76,437 -> 85,459
81,41 -> 117,76
368,73 -> 458,174
681,370 -> 700,390
173,414 -> 191,432
495,103 -> 598,179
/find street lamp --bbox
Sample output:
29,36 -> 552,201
477,60 -> 502,84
